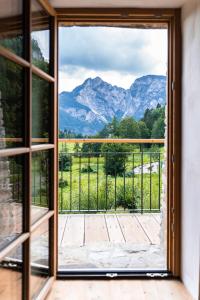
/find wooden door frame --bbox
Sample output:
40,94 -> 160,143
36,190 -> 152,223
55,7 -> 182,278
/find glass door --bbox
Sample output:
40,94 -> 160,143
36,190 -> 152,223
0,0 -> 57,299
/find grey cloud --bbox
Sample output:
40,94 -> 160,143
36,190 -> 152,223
59,27 -> 166,74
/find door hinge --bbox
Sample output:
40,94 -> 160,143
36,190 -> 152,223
106,273 -> 118,278
172,154 -> 175,163
147,273 -> 168,278
172,81 -> 175,91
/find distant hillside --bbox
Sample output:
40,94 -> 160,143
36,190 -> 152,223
59,75 -> 166,135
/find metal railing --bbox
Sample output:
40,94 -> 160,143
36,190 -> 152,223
58,139 -> 164,214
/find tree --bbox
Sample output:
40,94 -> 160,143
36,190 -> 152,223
73,143 -> 81,153
151,116 -> 165,138
98,116 -> 119,138
138,121 -> 150,138
119,117 -> 140,138
101,143 -> 128,176
142,105 -> 165,137
82,143 -> 101,156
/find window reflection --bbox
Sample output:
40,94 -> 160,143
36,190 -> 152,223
0,155 -> 23,251
32,151 -> 50,224
0,0 -> 23,57
0,56 -> 24,149
31,0 -> 50,73
31,221 -> 49,299
32,74 -> 50,144
0,244 -> 23,300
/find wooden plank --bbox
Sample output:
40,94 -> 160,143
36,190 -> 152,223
155,280 -> 193,300
61,215 -> 84,247
136,214 -> 160,245
117,215 -> 150,244
105,215 -> 125,243
85,215 -> 109,244
46,280 -> 193,300
58,215 -> 68,247
152,213 -> 161,224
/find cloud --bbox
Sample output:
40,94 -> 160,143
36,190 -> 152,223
59,26 -> 167,92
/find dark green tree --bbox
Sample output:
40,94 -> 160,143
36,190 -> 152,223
151,116 -> 165,138
101,143 -> 128,176
138,121 -> 150,138
119,117 -> 140,138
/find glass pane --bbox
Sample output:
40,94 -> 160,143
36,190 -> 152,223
0,56 -> 24,149
32,74 -> 50,144
31,0 -> 50,73
0,244 -> 23,300
31,221 -> 49,299
0,0 -> 23,57
32,151 -> 50,224
0,155 -> 23,251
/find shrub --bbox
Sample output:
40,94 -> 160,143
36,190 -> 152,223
59,153 -> 71,171
79,178 -> 139,211
116,183 -> 140,210
59,179 -> 68,188
81,165 -> 95,173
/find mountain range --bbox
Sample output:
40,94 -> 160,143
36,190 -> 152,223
59,75 -> 166,135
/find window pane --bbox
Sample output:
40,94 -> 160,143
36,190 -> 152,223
0,155 -> 23,251
0,0 -> 23,57
32,151 -> 50,224
31,0 -> 50,73
31,221 -> 49,299
0,56 -> 24,149
0,244 -> 23,300
32,74 -> 50,144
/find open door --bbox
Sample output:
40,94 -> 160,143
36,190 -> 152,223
0,0 -> 57,298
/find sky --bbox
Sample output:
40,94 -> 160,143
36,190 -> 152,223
58,26 -> 167,93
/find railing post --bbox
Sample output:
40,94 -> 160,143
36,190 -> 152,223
141,150 -> 144,214
150,153 -> 152,211
79,153 -> 81,211
70,153 -> 72,211
158,152 -> 161,211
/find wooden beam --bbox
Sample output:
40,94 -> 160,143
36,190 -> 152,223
31,144 -> 55,152
31,211 -> 54,233
0,46 -> 30,68
37,0 -> 57,17
32,65 -> 55,82
56,7 -> 177,18
0,233 -> 29,261
58,138 -> 165,144
0,148 -> 29,157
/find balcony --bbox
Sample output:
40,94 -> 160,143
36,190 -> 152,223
57,139 -> 166,270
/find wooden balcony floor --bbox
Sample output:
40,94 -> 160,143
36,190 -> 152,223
58,213 -> 166,270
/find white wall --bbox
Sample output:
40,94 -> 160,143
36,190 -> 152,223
181,1 -> 200,299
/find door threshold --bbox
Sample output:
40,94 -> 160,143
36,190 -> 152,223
57,269 -> 172,279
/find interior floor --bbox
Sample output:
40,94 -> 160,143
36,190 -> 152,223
47,279 -> 193,300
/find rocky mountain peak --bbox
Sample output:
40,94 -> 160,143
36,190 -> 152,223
59,75 -> 166,135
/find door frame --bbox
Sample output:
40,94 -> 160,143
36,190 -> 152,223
55,7 -> 181,278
